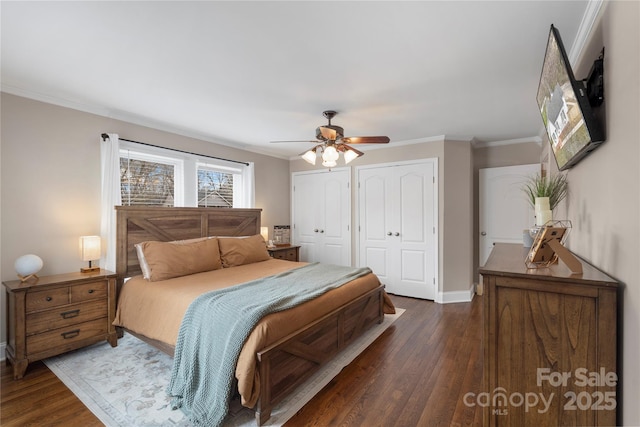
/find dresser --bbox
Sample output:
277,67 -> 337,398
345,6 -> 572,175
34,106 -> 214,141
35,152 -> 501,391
3,270 -> 118,379
268,245 -> 300,262
479,243 -> 619,426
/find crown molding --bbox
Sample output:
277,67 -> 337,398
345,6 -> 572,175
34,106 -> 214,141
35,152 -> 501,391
473,136 -> 542,149
568,0 -> 605,65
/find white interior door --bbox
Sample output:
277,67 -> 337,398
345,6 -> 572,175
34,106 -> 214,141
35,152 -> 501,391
358,160 -> 437,300
479,164 -> 539,266
292,169 -> 351,266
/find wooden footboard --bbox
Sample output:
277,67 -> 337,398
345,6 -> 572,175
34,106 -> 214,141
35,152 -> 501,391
254,284 -> 384,425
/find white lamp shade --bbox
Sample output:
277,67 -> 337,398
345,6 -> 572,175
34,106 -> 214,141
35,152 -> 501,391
301,150 -> 317,165
322,145 -> 339,162
260,226 -> 269,242
15,254 -> 44,277
80,236 -> 101,261
322,159 -> 337,168
343,149 -> 360,164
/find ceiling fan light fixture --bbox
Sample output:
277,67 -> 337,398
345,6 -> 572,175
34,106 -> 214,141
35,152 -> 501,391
343,148 -> 361,164
322,159 -> 338,168
322,145 -> 339,162
301,149 -> 317,165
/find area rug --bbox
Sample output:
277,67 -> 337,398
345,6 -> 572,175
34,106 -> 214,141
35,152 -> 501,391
44,309 -> 403,426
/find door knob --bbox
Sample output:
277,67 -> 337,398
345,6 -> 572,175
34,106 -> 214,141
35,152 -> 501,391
314,229 -> 319,233
320,230 -> 324,233
394,232 -> 400,236
481,231 -> 487,236
387,232 -> 392,236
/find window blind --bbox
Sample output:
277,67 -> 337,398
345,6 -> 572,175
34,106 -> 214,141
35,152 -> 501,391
120,157 -> 175,206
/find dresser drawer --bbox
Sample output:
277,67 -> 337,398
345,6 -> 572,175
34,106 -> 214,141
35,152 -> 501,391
27,317 -> 108,356
26,287 -> 69,312
26,300 -> 108,335
71,281 -> 107,303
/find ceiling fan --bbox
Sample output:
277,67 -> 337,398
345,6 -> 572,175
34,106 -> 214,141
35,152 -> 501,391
271,110 -> 390,167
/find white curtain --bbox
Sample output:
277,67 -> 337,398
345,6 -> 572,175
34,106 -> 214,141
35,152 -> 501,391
100,133 -> 122,272
240,162 -> 255,208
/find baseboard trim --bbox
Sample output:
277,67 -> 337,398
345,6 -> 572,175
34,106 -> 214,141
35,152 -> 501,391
1,341 -> 6,362
437,284 -> 475,304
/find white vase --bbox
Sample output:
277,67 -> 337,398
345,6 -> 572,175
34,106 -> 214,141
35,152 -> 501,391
534,197 -> 552,226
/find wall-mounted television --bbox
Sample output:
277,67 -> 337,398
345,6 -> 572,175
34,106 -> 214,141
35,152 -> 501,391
536,24 -> 605,171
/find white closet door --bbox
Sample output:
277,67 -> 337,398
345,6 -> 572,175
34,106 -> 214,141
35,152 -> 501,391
396,162 -> 435,299
319,171 -> 351,265
358,160 -> 437,300
358,167 -> 394,285
292,169 -> 351,266
293,172 -> 321,263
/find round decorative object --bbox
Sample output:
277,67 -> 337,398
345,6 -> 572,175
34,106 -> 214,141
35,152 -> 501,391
15,254 -> 44,281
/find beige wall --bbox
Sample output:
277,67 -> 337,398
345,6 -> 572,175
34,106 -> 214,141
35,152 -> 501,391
565,2 -> 639,424
291,137 -> 475,300
0,93 -> 291,344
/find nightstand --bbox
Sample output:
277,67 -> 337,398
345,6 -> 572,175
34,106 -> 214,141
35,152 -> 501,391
268,245 -> 300,262
3,269 -> 118,379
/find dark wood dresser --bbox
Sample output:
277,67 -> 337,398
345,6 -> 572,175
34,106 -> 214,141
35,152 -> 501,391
479,243 -> 619,426
3,269 -> 118,379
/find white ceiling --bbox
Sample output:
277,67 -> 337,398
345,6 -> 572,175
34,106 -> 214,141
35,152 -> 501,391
1,1 -> 592,159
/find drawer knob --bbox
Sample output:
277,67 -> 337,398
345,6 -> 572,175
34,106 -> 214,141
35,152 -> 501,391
46,296 -> 53,302
61,329 -> 80,340
88,289 -> 95,294
60,309 -> 80,319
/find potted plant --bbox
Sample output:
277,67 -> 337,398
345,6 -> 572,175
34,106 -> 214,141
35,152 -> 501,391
522,173 -> 568,211
521,173 -> 568,230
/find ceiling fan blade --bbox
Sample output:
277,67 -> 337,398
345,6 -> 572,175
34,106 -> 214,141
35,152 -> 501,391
341,136 -> 390,144
270,140 -> 318,143
318,126 -> 337,141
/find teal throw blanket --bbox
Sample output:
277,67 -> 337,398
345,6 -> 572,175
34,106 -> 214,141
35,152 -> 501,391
167,262 -> 372,426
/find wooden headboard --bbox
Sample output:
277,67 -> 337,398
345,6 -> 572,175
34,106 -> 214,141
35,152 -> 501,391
115,206 -> 262,279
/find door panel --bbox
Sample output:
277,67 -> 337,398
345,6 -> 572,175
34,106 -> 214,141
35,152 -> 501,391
479,164 -> 539,266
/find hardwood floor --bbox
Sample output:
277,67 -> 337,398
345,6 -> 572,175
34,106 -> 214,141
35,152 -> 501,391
1,294 -> 483,426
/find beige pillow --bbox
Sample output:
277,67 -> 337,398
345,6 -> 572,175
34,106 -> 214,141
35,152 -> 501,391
135,237 -> 222,282
218,234 -> 271,267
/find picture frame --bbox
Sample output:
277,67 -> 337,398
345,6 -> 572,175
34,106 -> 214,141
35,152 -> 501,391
525,220 -> 582,274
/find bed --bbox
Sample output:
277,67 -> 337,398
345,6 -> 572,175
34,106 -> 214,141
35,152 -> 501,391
113,206 -> 395,425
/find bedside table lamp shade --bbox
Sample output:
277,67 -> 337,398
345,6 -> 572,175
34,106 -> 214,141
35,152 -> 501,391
260,227 -> 269,243
80,235 -> 101,273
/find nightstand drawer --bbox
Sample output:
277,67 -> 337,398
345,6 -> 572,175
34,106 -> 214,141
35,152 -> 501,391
27,317 -> 108,355
273,249 -> 297,260
26,300 -> 108,335
71,281 -> 107,303
268,245 -> 300,262
26,287 -> 69,312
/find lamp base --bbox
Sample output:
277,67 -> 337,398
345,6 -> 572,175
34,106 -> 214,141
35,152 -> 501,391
80,266 -> 100,273
17,273 -> 39,283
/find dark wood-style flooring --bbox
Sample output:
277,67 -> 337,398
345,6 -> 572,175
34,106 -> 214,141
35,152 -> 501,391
1,294 -> 483,426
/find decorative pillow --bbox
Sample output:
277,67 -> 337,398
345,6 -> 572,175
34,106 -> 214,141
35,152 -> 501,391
218,234 -> 271,268
135,237 -> 222,282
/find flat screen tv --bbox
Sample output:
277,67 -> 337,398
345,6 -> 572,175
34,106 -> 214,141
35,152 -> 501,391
536,24 -> 605,170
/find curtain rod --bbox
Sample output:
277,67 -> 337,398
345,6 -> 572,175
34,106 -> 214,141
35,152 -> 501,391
101,133 -> 250,166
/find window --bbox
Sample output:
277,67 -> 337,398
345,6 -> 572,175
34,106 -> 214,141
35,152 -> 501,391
121,155 -> 174,206
197,166 -> 234,207
118,141 -> 252,208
